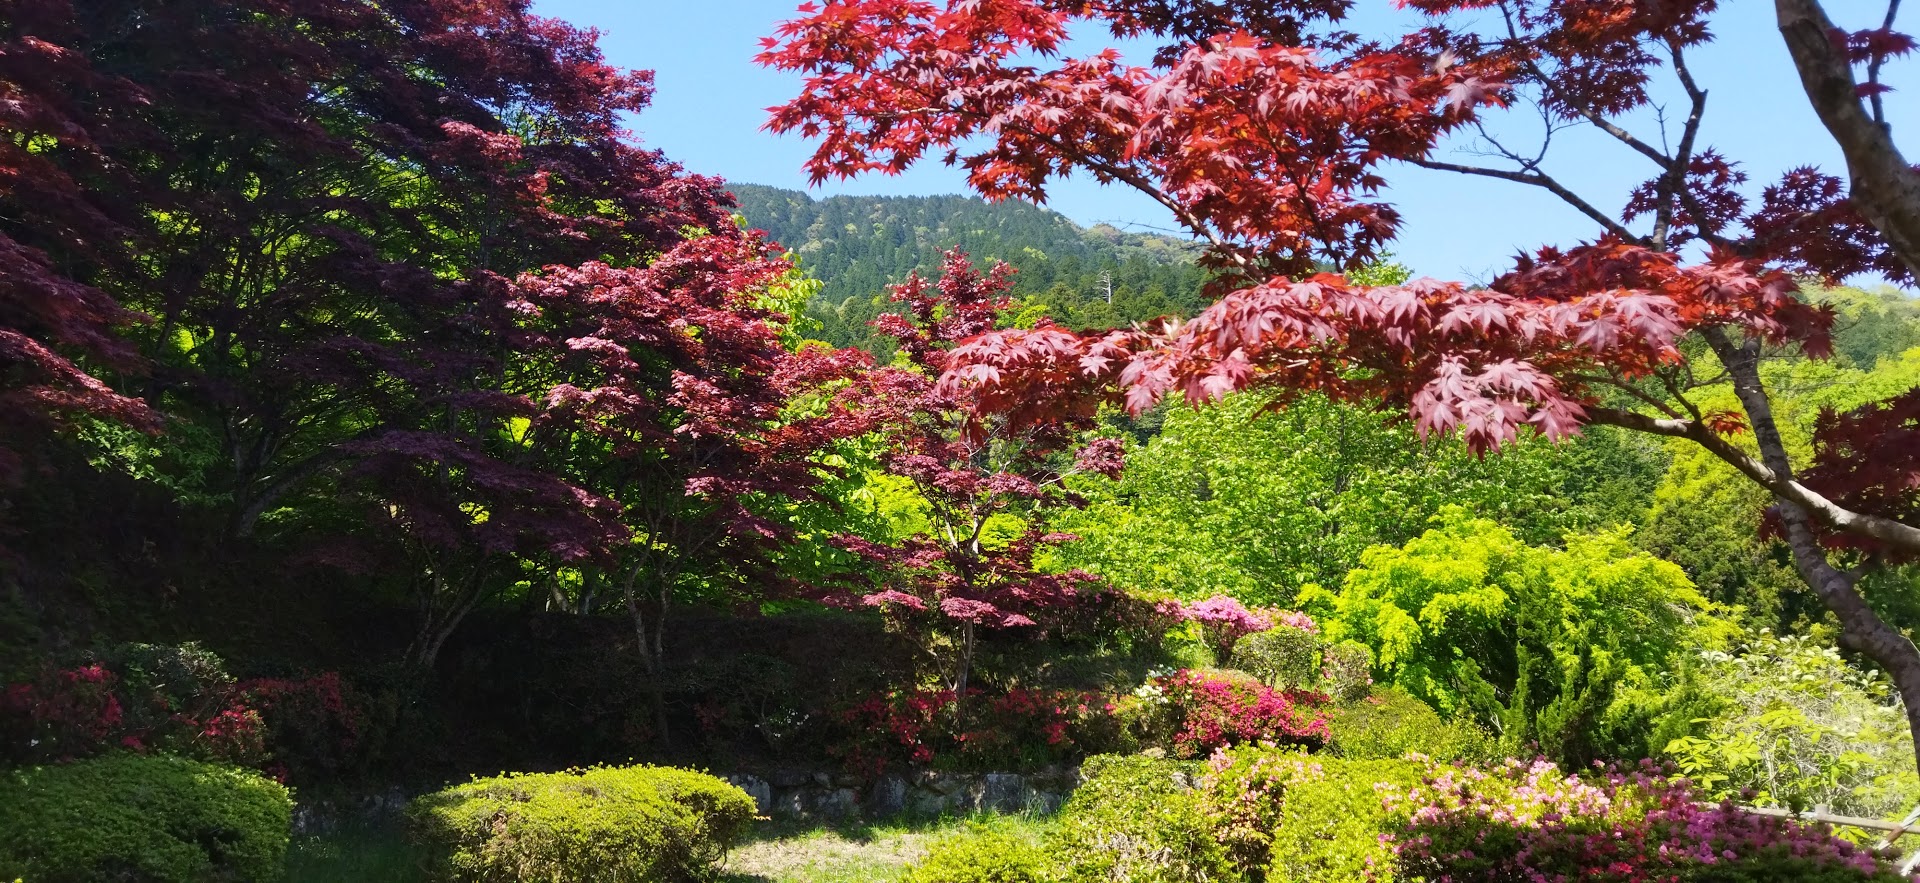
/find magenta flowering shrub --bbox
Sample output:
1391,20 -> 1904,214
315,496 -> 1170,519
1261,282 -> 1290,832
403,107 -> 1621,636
1158,669 -> 1328,758
1393,758 -> 1912,882
1182,595 -> 1273,663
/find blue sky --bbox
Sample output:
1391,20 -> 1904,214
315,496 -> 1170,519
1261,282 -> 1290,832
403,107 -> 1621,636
532,0 -> 1912,283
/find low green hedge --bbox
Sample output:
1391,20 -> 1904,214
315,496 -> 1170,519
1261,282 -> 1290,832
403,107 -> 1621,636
1323,686 -> 1494,764
1049,754 -> 1231,883
905,819 -> 1049,883
407,764 -> 755,883
0,752 -> 293,883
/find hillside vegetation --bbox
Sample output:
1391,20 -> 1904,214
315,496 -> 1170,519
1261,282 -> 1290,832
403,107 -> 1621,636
730,184 -> 1210,347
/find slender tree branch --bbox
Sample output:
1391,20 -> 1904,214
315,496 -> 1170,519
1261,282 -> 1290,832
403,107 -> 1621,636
1406,157 -> 1645,243
1653,38 -> 1711,250
1870,0 -> 1904,125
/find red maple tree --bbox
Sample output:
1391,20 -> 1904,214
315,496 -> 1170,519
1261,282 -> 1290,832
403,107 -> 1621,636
762,0 -> 1920,767
828,249 -> 1127,697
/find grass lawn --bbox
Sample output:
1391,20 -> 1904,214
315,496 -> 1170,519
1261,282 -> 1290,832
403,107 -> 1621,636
722,813 -> 1052,883
284,812 -> 1053,883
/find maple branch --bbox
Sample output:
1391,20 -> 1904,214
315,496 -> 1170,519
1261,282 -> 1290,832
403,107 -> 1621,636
1652,37 -> 1711,252
1495,1 -> 1671,168
1565,372 -> 1685,420
1582,403 -> 1918,556
1870,0 -> 1904,125
1406,157 -> 1643,243
1777,0 -> 1920,281
1058,144 -> 1249,268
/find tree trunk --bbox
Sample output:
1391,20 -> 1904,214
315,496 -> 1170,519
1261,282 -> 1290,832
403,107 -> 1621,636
1706,329 -> 1920,774
622,564 -> 673,749
1776,0 -> 1920,281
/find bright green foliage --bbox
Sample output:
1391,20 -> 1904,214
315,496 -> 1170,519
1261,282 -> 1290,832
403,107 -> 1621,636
407,765 -> 754,883
1308,509 -> 1716,765
903,819 -> 1049,883
0,753 -> 292,883
1048,754 -> 1232,883
1664,632 -> 1920,818
1228,626 -> 1320,690
1196,746 -> 1424,883
1323,686 -> 1496,765
1813,284 -> 1920,371
1638,443 -> 1805,628
1049,392 -> 1656,608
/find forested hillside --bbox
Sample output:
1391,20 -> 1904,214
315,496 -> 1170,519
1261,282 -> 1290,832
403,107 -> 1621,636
730,184 -> 1211,347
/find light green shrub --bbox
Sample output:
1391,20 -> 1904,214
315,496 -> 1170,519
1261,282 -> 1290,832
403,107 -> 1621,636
1324,686 -> 1495,764
0,752 -> 293,883
1662,631 -> 1920,819
1048,754 -> 1234,883
905,819 -> 1049,883
1321,641 -> 1374,700
1228,626 -> 1320,689
407,764 -> 754,883
1196,745 -> 1424,883
1261,756 -> 1424,882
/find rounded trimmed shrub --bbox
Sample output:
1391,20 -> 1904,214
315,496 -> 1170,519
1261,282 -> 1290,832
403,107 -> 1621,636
1049,753 -> 1232,883
1323,686 -> 1494,764
1229,625 -> 1321,689
0,752 -> 293,883
905,819 -> 1049,883
407,764 -> 755,883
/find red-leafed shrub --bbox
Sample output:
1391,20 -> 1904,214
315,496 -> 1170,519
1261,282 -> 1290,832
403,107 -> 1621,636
0,644 -> 360,783
831,686 -> 1121,775
0,664 -> 125,763
234,672 -> 364,782
1156,669 -> 1328,758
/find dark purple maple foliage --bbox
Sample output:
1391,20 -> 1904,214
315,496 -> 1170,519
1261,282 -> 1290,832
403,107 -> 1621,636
1,0 -> 879,674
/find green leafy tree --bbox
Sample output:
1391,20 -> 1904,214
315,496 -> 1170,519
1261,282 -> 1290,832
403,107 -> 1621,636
1047,393 -> 1660,607
1666,631 -> 1920,819
1308,509 -> 1720,766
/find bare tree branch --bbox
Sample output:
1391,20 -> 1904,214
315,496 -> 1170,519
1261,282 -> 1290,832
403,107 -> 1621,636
1406,157 -> 1645,243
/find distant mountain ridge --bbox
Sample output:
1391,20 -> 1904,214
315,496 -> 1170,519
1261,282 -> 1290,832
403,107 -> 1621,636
727,184 -> 1211,348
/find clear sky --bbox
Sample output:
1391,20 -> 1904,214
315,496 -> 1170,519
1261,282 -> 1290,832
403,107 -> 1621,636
531,0 -> 1912,283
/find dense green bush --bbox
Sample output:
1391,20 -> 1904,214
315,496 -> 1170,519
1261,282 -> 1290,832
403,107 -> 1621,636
1323,686 -> 1494,764
904,819 -> 1049,883
1196,746 -> 1424,882
1049,754 -> 1233,883
1320,641 -> 1374,700
1228,626 -> 1320,689
1662,631 -> 1920,818
1308,510 -> 1713,766
0,753 -> 292,883
407,764 -> 754,883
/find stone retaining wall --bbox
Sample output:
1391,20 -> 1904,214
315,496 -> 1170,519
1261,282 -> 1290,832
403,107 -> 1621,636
290,765 -> 1079,833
